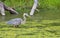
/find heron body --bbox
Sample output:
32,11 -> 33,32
6,13 -> 29,27
7,18 -> 22,24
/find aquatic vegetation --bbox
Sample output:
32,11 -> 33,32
0,0 -> 60,38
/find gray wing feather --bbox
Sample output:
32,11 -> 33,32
6,18 -> 23,25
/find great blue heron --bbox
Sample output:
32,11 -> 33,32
6,13 -> 30,27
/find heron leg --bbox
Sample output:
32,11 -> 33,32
13,25 -> 16,28
13,25 -> 19,28
16,25 -> 19,27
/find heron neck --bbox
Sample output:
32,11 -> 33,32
23,15 -> 26,24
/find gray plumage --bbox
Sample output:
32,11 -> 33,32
6,13 -> 30,27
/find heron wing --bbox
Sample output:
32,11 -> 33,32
6,18 -> 23,25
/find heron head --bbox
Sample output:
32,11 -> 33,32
23,13 -> 30,17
